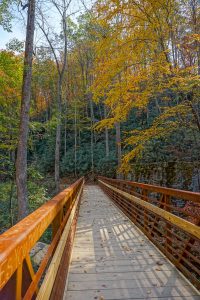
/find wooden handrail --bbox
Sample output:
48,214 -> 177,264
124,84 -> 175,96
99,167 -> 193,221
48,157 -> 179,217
98,176 -> 200,203
99,180 -> 200,239
98,176 -> 200,290
0,177 -> 84,299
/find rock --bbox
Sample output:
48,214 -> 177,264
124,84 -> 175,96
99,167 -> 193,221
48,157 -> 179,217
30,242 -> 49,266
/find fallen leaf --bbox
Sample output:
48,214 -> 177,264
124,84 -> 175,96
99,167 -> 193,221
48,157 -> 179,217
152,283 -> 157,286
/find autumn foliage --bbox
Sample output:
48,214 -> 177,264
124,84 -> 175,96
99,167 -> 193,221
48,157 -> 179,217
91,0 -> 200,173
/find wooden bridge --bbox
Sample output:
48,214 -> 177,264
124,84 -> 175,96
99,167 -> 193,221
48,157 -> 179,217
0,176 -> 200,300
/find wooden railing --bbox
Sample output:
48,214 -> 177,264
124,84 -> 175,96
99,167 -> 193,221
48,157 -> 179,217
0,177 -> 84,300
98,176 -> 200,290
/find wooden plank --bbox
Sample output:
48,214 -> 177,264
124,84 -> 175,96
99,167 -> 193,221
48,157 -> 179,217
70,252 -> 164,262
70,257 -> 168,266
64,286 -> 199,300
68,277 -> 191,290
99,180 -> 200,239
49,192 -> 81,300
64,185 -> 199,300
68,270 -> 183,282
69,264 -> 174,274
71,248 -> 164,255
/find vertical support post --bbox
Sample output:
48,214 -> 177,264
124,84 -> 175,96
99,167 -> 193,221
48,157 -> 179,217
178,220 -> 200,264
165,195 -> 172,253
142,189 -> 148,233
52,208 -> 63,239
149,194 -> 165,237
16,265 -> 22,300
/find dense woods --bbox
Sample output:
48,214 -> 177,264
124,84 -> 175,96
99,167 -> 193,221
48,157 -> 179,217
0,0 -> 199,229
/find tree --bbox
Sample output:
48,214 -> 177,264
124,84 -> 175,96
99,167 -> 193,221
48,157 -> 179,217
0,50 -> 22,179
16,0 -> 36,219
91,0 -> 200,174
0,0 -> 12,31
37,1 -> 74,192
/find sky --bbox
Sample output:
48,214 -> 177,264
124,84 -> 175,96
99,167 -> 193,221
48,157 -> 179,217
0,24 -> 26,49
0,0 -> 93,49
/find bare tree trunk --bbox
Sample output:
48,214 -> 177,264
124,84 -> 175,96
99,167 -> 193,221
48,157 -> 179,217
88,93 -> 94,171
190,0 -> 200,75
115,122 -> 122,176
38,0 -> 68,193
16,0 -> 35,220
55,122 -> 61,192
64,95 -> 67,158
105,127 -> 109,157
90,126 -> 94,172
104,105 -> 109,157
64,118 -> 67,158
74,99 -> 77,177
55,79 -> 62,193
88,95 -> 94,172
9,180 -> 14,226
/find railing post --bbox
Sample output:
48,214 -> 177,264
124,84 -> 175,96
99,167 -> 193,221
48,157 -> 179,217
141,189 -> 148,233
52,208 -> 63,239
165,195 -> 172,254
16,264 -> 22,300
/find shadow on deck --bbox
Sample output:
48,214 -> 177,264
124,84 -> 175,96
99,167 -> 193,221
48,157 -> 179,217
64,185 -> 199,300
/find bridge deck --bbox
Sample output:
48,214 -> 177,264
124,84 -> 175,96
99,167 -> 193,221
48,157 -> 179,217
63,185 -> 199,300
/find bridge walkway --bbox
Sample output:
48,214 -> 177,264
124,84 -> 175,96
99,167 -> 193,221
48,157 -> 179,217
63,185 -> 199,300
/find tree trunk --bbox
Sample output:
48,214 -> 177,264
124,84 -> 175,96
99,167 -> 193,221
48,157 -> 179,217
115,122 -> 122,169
64,96 -> 67,158
105,127 -> 109,157
90,127 -> 94,172
104,106 -> 109,157
38,3 -> 68,193
64,118 -> 67,158
88,93 -> 94,171
190,0 -> 200,75
16,0 -> 35,220
55,79 -> 62,193
9,180 -> 14,226
74,99 -> 77,177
